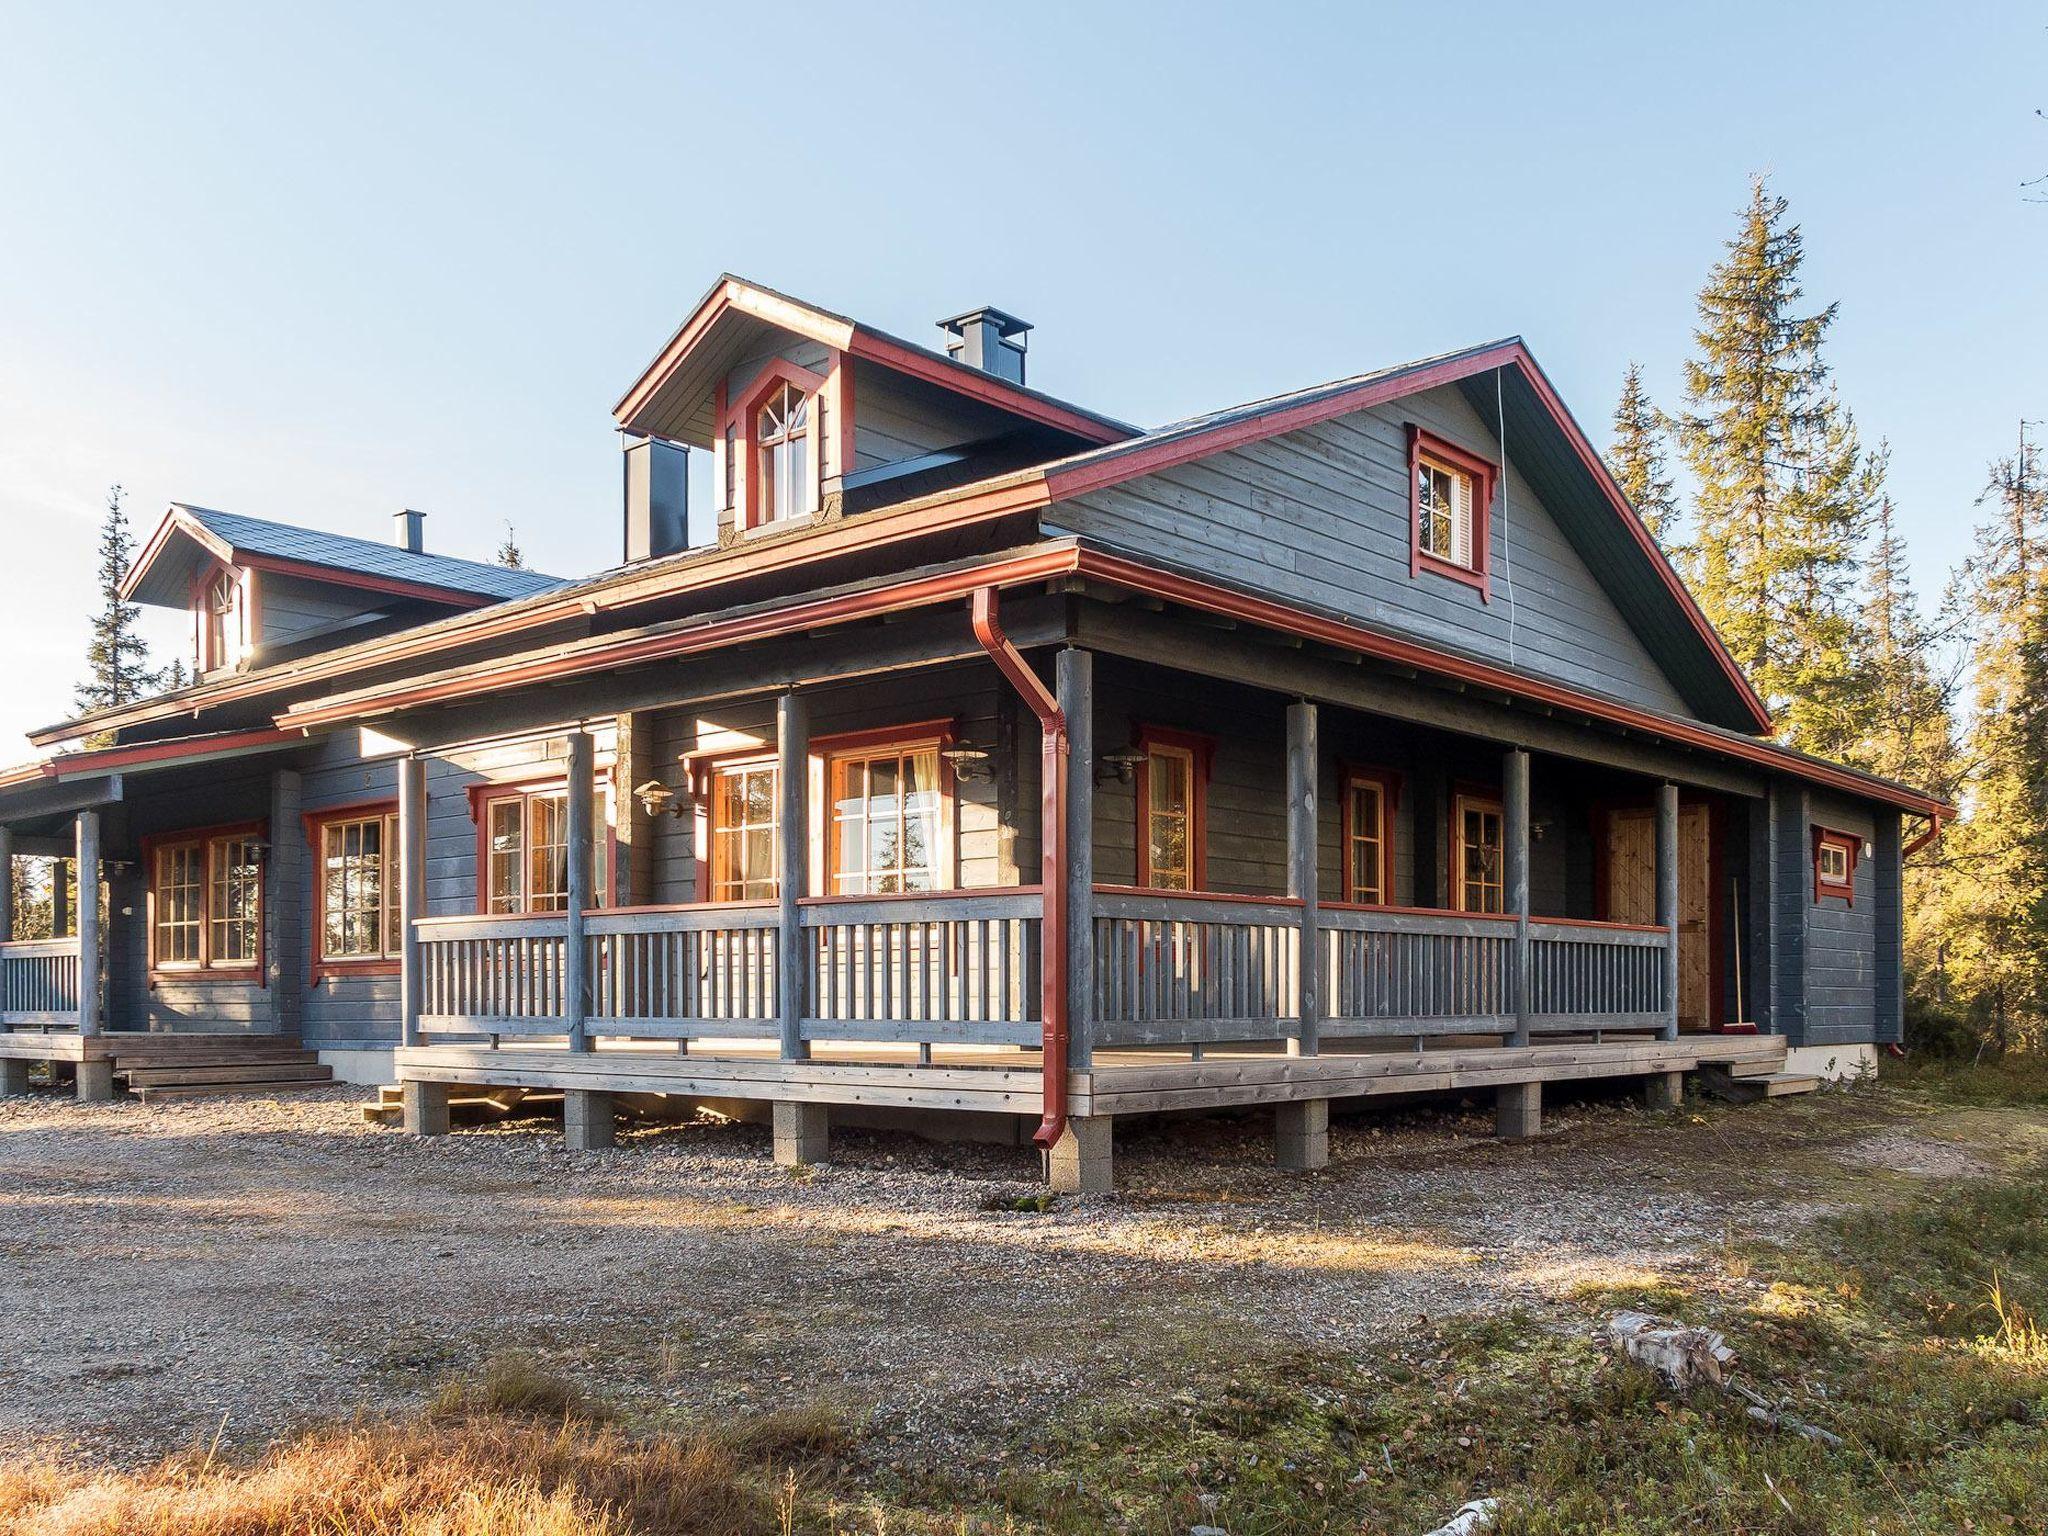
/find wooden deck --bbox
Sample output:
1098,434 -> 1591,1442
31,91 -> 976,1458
394,1031 -> 1784,1118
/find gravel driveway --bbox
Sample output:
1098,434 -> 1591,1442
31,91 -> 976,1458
0,1080 -> 1930,1467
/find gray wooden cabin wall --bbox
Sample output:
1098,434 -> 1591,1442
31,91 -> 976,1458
1045,383 -> 1698,719
258,573 -> 384,654
1803,790 -> 1880,1047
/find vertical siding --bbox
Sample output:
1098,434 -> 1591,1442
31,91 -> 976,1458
1046,383 -> 1697,717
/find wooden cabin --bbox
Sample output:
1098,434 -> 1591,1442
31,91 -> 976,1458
0,277 -> 1947,1188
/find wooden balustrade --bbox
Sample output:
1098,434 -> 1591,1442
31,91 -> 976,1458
1320,905 -> 1515,1037
587,905 -> 779,1038
409,891 -> 1670,1056
801,891 -> 1042,1047
0,937 -> 83,1028
1091,889 -> 1302,1047
1526,919 -> 1669,1030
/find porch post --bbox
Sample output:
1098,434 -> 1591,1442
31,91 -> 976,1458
1286,700 -> 1320,1057
74,810 -> 100,1038
776,690 -> 809,1062
397,755 -> 426,1050
0,826 -> 12,942
1056,649 -> 1094,1071
563,729 -> 594,1054
1656,781 -> 1680,1041
51,857 -> 69,938
1504,749 -> 1531,1047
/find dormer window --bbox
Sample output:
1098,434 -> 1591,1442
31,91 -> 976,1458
197,566 -> 246,672
756,382 -> 813,525
1406,425 -> 1498,600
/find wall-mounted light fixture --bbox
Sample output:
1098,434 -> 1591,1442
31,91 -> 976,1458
1096,745 -> 1148,785
634,780 -> 689,820
939,744 -> 994,782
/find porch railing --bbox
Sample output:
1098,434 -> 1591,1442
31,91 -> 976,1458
1091,889 -> 1301,1047
0,937 -> 83,1028
410,891 -> 1669,1057
1321,905 -> 1514,1036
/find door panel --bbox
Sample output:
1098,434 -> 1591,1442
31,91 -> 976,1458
1605,806 -> 1713,1031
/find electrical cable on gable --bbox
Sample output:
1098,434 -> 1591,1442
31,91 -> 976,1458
1495,366 -> 1517,666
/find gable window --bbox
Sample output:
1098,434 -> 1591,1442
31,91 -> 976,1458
1342,768 -> 1399,905
706,758 -> 780,902
1135,727 -> 1212,892
826,738 -> 947,895
308,807 -> 402,972
1406,425 -> 1498,599
1452,793 -> 1505,914
1814,828 -> 1858,904
197,566 -> 247,672
147,824 -> 264,977
477,785 -> 610,914
757,382 -> 812,525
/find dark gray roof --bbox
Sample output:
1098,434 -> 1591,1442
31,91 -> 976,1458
127,504 -> 563,606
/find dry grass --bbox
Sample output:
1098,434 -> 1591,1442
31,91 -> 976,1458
0,1364 -> 849,1536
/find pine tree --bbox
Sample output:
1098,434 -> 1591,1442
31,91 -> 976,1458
1608,362 -> 1682,546
1937,438 -> 2048,1051
9,859 -> 52,942
496,523 -> 524,569
74,485 -> 158,715
1678,178 -> 1883,759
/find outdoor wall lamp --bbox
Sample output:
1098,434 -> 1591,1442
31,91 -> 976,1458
633,779 -> 689,819
939,745 -> 994,782
1096,745 -> 1148,785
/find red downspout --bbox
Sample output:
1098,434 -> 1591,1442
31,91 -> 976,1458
1903,811 -> 1944,862
970,586 -> 1069,1150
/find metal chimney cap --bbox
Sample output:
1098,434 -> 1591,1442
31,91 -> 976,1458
938,306 -> 1033,343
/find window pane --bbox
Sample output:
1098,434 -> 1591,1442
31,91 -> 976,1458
712,764 -> 779,901
488,800 -> 523,913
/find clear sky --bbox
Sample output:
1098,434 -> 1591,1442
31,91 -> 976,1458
1,1 -> 2042,754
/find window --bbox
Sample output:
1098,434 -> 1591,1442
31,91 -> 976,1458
1453,794 -> 1505,914
706,759 -> 780,902
756,382 -> 813,525
312,809 -> 402,967
198,566 -> 245,672
1406,425 -> 1496,597
1342,768 -> 1399,905
477,786 -> 609,914
1814,828 -> 1858,904
147,825 -> 264,975
827,741 -> 945,895
1135,727 -> 1211,892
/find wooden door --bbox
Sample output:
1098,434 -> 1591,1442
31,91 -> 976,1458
1605,805 -> 1713,1031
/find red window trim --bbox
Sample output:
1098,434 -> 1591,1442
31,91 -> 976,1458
1406,423 -> 1498,601
139,819 -> 267,984
469,777 -> 617,916
690,747 -> 781,904
718,355 -> 830,532
1339,764 -> 1402,905
303,800 -> 401,980
1448,786 -> 1506,914
1133,724 -> 1214,892
812,720 -> 959,897
1813,826 -> 1859,905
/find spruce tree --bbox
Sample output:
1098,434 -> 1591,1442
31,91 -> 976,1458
1608,362 -> 1681,546
1678,178 -> 1882,759
74,485 -> 158,714
1938,440 -> 2048,1051
496,522 -> 525,569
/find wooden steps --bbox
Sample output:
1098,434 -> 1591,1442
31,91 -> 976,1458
105,1034 -> 334,1104
1699,1065 -> 1821,1103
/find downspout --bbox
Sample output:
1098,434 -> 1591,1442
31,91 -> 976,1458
1903,811 -> 1943,862
970,586 -> 1069,1149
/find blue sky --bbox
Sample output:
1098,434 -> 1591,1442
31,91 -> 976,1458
1,1 -> 2042,751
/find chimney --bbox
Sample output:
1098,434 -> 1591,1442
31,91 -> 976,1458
622,435 -> 690,563
393,508 -> 425,553
938,307 -> 1031,386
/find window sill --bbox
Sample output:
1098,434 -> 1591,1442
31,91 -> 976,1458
311,959 -> 400,983
149,966 -> 263,988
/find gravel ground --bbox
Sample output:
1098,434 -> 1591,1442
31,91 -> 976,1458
0,1079 -> 1951,1467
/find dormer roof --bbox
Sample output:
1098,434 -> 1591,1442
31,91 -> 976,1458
120,504 -> 563,610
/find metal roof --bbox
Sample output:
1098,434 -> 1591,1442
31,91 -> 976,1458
122,503 -> 564,608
